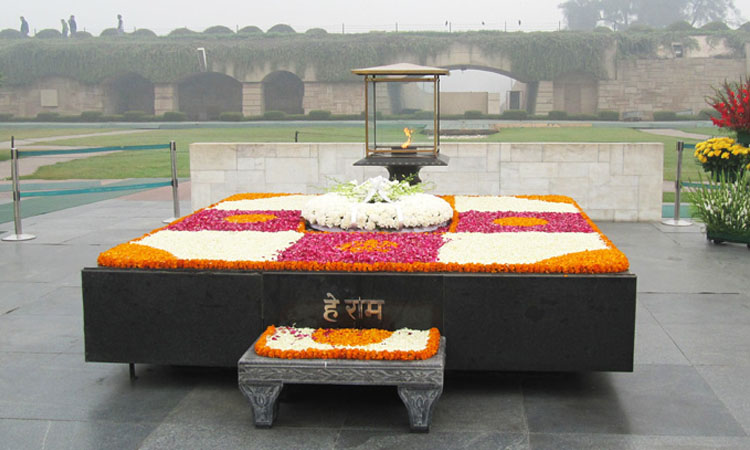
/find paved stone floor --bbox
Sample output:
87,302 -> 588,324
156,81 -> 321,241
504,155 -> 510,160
1,195 -> 749,449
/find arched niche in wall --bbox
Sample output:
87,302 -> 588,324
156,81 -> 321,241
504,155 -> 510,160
103,72 -> 155,115
178,72 -> 242,120
262,71 -> 304,114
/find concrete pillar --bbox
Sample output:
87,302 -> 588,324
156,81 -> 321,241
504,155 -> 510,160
154,83 -> 178,116
487,93 -> 501,115
242,82 -> 263,116
534,81 -> 554,115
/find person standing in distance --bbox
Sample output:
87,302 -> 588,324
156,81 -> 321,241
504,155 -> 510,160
68,15 -> 77,36
117,14 -> 124,34
61,19 -> 69,37
20,16 -> 29,36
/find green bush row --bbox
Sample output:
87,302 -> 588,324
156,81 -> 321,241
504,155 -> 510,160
0,108 -> 718,123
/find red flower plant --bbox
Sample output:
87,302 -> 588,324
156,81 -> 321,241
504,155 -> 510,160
709,78 -> 750,133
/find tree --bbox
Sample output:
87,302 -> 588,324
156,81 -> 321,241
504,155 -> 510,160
632,0 -> 687,28
559,0 -> 601,30
683,0 -> 739,26
599,0 -> 638,30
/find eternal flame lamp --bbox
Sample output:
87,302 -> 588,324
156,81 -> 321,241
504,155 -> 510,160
352,63 -> 450,184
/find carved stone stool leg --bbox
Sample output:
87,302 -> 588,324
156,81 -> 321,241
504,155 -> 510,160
239,382 -> 282,428
397,385 -> 443,432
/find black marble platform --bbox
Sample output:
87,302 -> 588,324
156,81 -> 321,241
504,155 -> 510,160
353,154 -> 449,183
82,268 -> 636,372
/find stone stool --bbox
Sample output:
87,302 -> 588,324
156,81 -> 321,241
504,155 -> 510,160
238,337 -> 446,432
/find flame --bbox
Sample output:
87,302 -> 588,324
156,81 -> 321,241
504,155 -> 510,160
401,127 -> 413,149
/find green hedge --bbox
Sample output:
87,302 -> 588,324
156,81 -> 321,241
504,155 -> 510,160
219,111 -> 244,121
653,111 -> 678,121
597,110 -> 619,120
308,110 -> 332,120
501,109 -> 528,120
1,29 -> 746,87
547,110 -> 568,120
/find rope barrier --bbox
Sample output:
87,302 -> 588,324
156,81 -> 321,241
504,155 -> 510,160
19,181 -> 173,198
18,143 -> 170,157
680,181 -> 718,190
2,137 -> 180,242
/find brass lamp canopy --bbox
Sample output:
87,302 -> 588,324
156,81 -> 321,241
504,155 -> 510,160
352,63 -> 448,158
352,63 -> 450,76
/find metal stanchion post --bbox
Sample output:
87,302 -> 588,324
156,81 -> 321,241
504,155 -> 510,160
3,136 -> 36,241
662,141 -> 692,226
162,140 -> 181,223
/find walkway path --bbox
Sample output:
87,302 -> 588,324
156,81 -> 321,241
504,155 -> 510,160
639,128 -> 712,140
2,197 -> 749,448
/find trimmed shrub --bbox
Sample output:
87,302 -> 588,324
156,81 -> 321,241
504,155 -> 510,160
123,110 -> 149,121
653,111 -> 678,121
739,22 -> 750,32
168,27 -> 199,37
597,110 -> 620,121
204,25 -> 234,35
267,24 -> 295,34
101,114 -> 124,122
80,111 -> 103,121
701,21 -> 730,31
305,28 -> 328,36
594,26 -> 613,33
131,28 -> 157,38
501,109 -> 527,120
219,111 -> 244,121
35,29 -> 62,39
36,112 -> 60,121
0,28 -> 25,39
308,110 -> 332,120
698,108 -> 719,120
666,21 -> 694,31
570,113 -> 598,121
162,111 -> 187,121
72,31 -> 92,38
238,26 -> 263,34
414,110 -> 434,120
99,28 -> 119,37
0,113 -> 13,121
464,110 -> 483,119
263,110 -> 286,120
548,110 -> 568,120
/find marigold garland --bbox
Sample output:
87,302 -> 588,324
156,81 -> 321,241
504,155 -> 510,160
96,193 -> 630,274
254,325 -> 441,360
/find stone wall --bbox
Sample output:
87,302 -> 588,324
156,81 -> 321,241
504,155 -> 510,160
302,82 -> 363,114
598,57 -> 746,117
0,77 -> 104,117
190,142 -> 662,221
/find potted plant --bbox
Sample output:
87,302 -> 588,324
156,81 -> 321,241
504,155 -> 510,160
689,170 -> 750,248
708,77 -> 750,146
693,137 -> 750,182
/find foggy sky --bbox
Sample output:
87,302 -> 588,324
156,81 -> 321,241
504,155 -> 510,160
4,0 -> 606,35
6,1 -> 749,36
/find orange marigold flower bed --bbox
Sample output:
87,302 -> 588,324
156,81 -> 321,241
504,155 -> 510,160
254,325 -> 441,361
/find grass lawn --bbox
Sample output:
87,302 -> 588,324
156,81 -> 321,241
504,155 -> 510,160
19,125 -> 704,183
0,127 -> 119,161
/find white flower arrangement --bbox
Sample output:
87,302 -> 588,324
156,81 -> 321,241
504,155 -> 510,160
303,192 -> 453,231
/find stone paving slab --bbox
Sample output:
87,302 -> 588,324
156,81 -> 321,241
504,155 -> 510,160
0,196 -> 749,448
